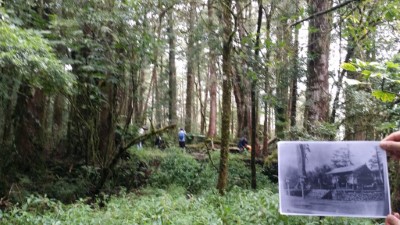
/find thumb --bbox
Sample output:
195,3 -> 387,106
380,141 -> 400,152
386,214 -> 400,225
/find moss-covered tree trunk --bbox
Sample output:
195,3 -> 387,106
275,13 -> 291,139
251,0 -> 263,189
207,0 -> 218,139
217,0 -> 233,195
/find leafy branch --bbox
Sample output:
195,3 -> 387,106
341,54 -> 400,103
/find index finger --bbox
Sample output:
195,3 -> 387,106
383,131 -> 400,142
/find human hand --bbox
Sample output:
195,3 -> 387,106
386,213 -> 400,225
380,131 -> 400,160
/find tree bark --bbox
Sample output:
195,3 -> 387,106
168,9 -> 177,125
52,94 -> 64,146
290,1 -> 300,128
233,0 -> 251,138
251,0 -> 263,190
304,0 -> 332,134
217,0 -> 233,195
185,1 -> 196,132
207,0 -> 218,138
275,19 -> 290,139
262,3 -> 274,157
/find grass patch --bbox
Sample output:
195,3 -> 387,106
0,187 -> 383,225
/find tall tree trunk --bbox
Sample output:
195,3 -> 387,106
304,0 -> 332,134
299,144 -> 307,177
262,3 -> 274,157
251,0 -> 263,189
207,0 -> 218,138
52,94 -> 64,147
196,64 -> 208,135
98,84 -> 116,167
153,10 -> 163,127
330,37 -> 355,124
13,84 -> 45,169
217,0 -> 233,195
275,19 -> 290,139
185,1 -> 196,132
290,1 -> 300,128
1,72 -> 20,150
168,9 -> 177,125
233,0 -> 251,138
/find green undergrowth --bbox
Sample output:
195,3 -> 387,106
0,186 -> 383,225
130,147 -> 275,193
0,147 -> 385,224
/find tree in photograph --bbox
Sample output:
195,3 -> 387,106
297,144 -> 310,198
308,164 -> 332,189
369,147 -> 383,183
299,144 -> 310,177
331,147 -> 353,168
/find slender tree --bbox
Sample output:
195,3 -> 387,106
262,3 -> 274,157
185,1 -> 196,132
217,0 -> 233,195
289,0 -> 301,128
250,0 -> 263,189
274,0 -> 293,139
207,0 -> 218,138
168,8 -> 178,125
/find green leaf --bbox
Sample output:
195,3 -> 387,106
361,70 -> 371,78
372,90 -> 396,102
341,63 -> 357,72
387,61 -> 399,70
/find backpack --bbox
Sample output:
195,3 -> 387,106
179,131 -> 185,141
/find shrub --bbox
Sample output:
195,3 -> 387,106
148,149 -> 215,194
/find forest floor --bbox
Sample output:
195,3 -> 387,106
0,147 -> 385,225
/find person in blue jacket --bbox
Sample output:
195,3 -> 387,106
238,136 -> 251,152
178,128 -> 186,148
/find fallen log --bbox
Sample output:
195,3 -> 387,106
122,124 -> 176,151
91,124 -> 176,198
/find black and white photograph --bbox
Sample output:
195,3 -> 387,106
278,141 -> 390,218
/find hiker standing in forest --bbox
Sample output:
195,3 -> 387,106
137,126 -> 147,149
178,128 -> 186,148
380,131 -> 400,225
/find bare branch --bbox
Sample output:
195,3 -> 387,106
290,0 -> 360,27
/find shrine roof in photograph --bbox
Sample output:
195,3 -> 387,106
326,164 -> 369,175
